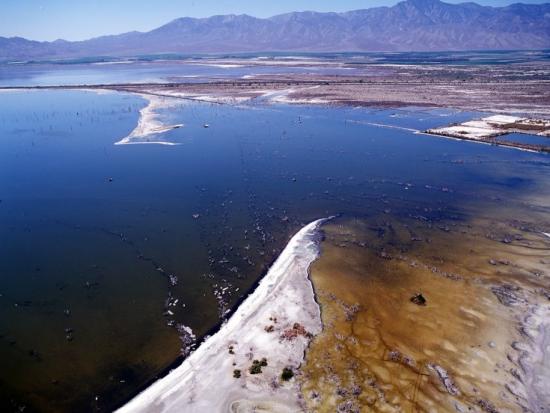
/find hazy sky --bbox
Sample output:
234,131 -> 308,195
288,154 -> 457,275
1,0 -> 548,41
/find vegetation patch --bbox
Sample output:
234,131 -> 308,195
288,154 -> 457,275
281,367 -> 294,381
249,358 -> 268,374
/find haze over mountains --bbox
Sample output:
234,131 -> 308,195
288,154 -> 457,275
1,0 -> 549,61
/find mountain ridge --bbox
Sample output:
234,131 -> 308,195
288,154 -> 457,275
1,0 -> 549,61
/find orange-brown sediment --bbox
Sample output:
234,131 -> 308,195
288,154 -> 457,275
300,212 -> 549,413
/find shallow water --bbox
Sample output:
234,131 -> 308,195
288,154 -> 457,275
0,61 -> 360,87
496,132 -> 550,147
303,209 -> 550,412
1,90 -> 549,412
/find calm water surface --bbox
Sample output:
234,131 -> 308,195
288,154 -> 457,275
1,89 -> 549,412
0,61 -> 360,87
496,132 -> 550,146
2,50 -> 548,87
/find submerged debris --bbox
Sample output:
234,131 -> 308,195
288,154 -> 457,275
491,284 -> 525,306
477,398 -> 499,413
28,349 -> 42,362
343,303 -> 361,321
387,350 -> 416,368
379,251 -> 392,260
175,324 -> 196,357
427,363 -> 460,396
168,274 -> 178,286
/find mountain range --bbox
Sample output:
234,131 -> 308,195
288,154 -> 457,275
1,0 -> 549,62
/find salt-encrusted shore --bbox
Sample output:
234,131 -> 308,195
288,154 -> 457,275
117,218 -> 330,413
520,305 -> 550,412
115,94 -> 183,145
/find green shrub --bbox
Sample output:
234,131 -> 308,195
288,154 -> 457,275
249,363 -> 262,374
281,367 -> 294,381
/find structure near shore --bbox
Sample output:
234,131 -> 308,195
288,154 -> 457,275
426,115 -> 550,152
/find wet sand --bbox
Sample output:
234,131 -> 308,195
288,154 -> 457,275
300,211 -> 550,412
99,76 -> 549,118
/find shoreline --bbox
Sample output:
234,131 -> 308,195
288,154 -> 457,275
117,218 -> 330,413
2,77 -> 549,153
520,304 -> 550,412
300,216 -> 550,412
2,74 -> 550,119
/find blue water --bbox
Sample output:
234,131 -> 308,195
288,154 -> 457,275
0,61 -> 361,87
497,132 -> 550,147
7,49 -> 550,66
1,90 -> 549,412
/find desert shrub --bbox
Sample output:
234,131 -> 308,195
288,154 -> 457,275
281,367 -> 294,381
249,363 -> 262,374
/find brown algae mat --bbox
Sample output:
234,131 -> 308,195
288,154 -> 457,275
300,213 -> 549,413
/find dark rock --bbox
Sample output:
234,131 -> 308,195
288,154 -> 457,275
411,293 -> 427,306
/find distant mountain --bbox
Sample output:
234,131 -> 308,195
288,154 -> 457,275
1,0 -> 549,61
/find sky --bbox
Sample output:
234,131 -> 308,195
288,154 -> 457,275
1,0 -> 548,41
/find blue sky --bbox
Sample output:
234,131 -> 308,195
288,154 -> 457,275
1,0 -> 547,41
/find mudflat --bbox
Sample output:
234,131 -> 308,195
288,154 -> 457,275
301,209 -> 550,413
